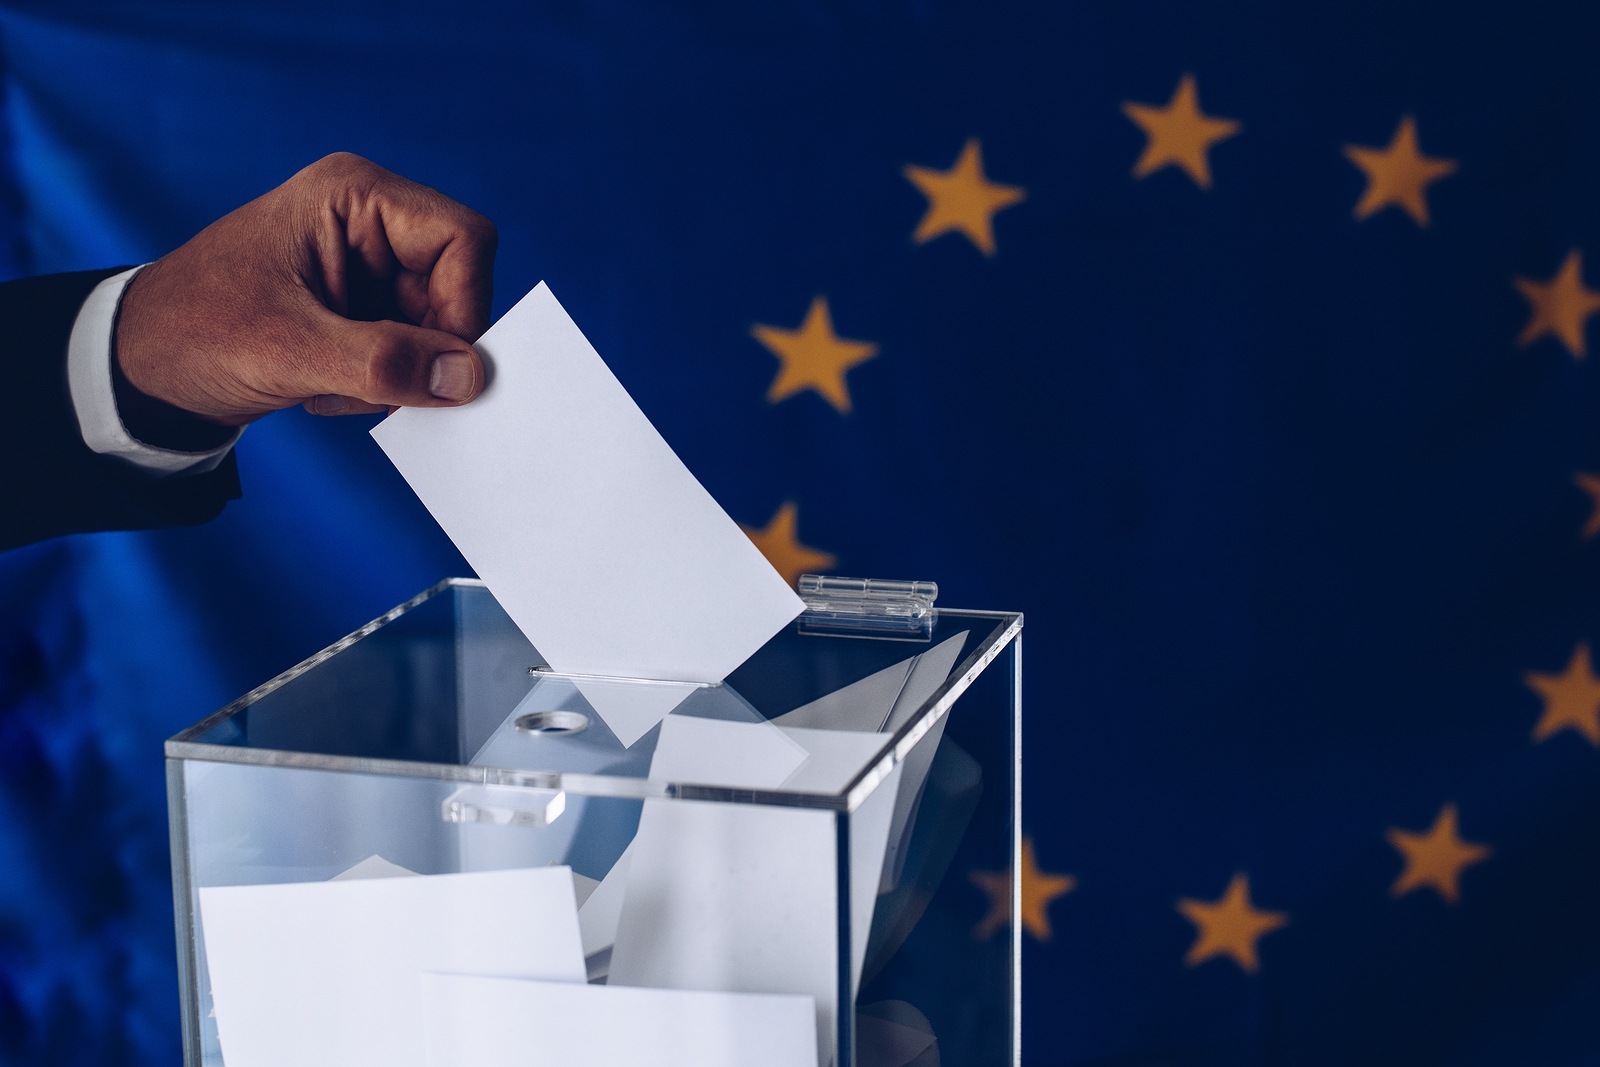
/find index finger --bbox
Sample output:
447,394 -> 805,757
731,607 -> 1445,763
357,172 -> 498,341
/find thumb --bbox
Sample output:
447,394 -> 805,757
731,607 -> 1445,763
314,317 -> 485,409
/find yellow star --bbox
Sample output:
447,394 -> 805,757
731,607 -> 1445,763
1524,641 -> 1600,745
1577,472 -> 1600,539
903,138 -> 1026,256
1177,872 -> 1287,974
740,501 -> 837,588
1121,74 -> 1240,190
969,836 -> 1075,942
1387,803 -> 1490,904
1342,115 -> 1457,227
1515,250 -> 1600,359
752,297 -> 878,413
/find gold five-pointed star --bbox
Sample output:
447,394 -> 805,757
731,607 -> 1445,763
1342,115 -> 1457,227
1387,803 -> 1490,904
903,138 -> 1026,256
969,836 -> 1075,942
740,501 -> 836,588
1121,74 -> 1240,190
1576,472 -> 1600,539
1515,250 -> 1600,359
752,297 -> 877,413
1524,641 -> 1600,745
1177,872 -> 1288,973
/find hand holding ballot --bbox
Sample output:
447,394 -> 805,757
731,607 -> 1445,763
114,152 -> 494,434
0,152 -> 498,550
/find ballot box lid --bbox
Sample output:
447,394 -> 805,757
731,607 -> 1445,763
167,579 -> 1021,811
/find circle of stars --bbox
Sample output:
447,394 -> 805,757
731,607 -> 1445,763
727,67 -> 1600,965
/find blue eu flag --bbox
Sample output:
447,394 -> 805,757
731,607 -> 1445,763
1,1 -> 1598,1063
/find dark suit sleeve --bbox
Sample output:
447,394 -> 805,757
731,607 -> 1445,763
0,269 -> 241,551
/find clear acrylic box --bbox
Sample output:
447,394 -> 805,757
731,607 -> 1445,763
166,578 -> 1021,1067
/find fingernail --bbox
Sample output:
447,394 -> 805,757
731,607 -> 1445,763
429,351 -> 478,402
310,394 -> 349,415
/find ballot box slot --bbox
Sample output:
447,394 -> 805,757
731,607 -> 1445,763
528,664 -> 725,689
513,710 -> 590,737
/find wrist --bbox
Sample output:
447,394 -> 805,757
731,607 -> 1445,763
109,354 -> 238,452
112,263 -> 238,451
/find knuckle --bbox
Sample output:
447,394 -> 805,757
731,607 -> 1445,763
357,329 -> 419,398
468,214 -> 499,251
437,209 -> 497,263
314,150 -> 367,176
303,152 -> 386,201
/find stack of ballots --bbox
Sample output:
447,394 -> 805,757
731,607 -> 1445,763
167,285 -> 1020,1067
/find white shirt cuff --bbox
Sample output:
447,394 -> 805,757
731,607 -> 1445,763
67,266 -> 241,476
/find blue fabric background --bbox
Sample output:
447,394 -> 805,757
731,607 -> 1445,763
1,1 -> 1598,1063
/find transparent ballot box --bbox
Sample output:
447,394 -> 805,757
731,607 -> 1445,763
166,578 -> 1021,1067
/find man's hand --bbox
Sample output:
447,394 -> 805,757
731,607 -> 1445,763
114,152 -> 496,434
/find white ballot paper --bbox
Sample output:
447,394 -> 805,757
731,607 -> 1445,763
420,973 -> 816,1067
608,797 -> 888,1064
199,867 -> 587,1067
329,854 -> 417,881
773,631 -> 969,891
772,630 -> 968,735
648,711 -> 810,789
372,283 -> 804,738
603,713 -> 904,1063
574,713 -> 813,962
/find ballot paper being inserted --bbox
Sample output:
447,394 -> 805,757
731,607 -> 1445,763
372,283 -> 804,739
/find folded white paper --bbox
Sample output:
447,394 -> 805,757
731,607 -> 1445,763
330,854 -> 417,881
649,712 -> 810,789
199,867 -> 587,1067
578,843 -> 633,959
331,854 -> 600,915
875,632 -> 968,890
569,713 -> 812,964
571,870 -> 601,909
773,631 -> 968,735
602,693 -> 920,1058
371,283 -> 803,703
607,799 -> 840,1059
774,726 -> 894,795
771,657 -> 914,733
771,631 -> 969,892
421,972 -> 816,1067
574,680 -> 703,747
882,630 -> 969,735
